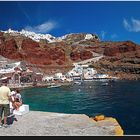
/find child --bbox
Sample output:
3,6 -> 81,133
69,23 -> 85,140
14,89 -> 22,110
11,89 -> 22,110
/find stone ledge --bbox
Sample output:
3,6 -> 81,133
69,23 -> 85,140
91,115 -> 124,136
0,111 -> 124,136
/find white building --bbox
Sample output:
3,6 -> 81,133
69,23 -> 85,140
0,62 -> 21,74
67,64 -> 98,81
83,68 -> 97,80
43,76 -> 54,82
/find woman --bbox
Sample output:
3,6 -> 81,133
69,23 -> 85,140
11,89 -> 22,110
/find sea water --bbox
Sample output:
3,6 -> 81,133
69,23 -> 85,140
21,80 -> 140,135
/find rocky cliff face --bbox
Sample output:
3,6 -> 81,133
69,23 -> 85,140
0,31 -> 99,67
0,30 -> 140,79
91,41 -> 140,80
70,50 -> 93,61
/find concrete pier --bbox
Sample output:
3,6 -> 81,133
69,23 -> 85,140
0,111 -> 123,136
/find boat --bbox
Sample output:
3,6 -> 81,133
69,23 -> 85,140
47,84 -> 61,88
74,81 -> 82,85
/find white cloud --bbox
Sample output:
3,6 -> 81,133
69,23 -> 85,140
25,20 -> 58,33
123,18 -> 140,32
100,31 -> 107,40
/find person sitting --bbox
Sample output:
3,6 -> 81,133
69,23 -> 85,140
11,89 -> 22,111
14,89 -> 22,110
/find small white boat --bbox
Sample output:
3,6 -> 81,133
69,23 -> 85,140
47,85 -> 61,88
74,81 -> 82,85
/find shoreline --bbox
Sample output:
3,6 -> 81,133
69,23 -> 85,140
8,81 -> 72,90
8,78 -> 140,91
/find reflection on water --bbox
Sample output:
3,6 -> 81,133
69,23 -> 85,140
21,80 -> 140,135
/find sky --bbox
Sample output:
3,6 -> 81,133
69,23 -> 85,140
0,1 -> 140,44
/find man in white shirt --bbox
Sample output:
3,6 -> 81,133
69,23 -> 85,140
0,84 -> 11,128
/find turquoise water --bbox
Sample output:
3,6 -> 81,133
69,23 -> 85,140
21,80 -> 140,135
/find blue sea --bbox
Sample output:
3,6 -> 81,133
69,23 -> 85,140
21,80 -> 140,135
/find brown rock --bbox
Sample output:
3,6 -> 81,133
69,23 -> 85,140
0,38 -> 22,59
70,51 -> 81,61
104,41 -> 137,56
56,60 -> 65,65
80,50 -> 93,60
47,47 -> 65,61
22,39 -> 39,50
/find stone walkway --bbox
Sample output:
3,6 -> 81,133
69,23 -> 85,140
0,111 -> 123,136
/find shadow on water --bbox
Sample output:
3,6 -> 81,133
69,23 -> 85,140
21,80 -> 140,135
